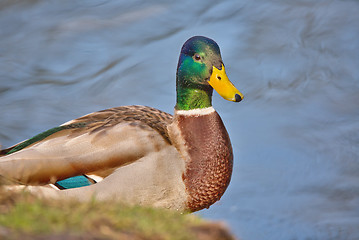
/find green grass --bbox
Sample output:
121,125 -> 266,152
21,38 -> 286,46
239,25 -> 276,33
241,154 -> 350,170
0,187 -> 235,240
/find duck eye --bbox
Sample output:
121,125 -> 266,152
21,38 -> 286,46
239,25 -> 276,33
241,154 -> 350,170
193,53 -> 201,61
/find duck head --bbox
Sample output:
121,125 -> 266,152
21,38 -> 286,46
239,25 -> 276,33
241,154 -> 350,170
176,36 -> 243,110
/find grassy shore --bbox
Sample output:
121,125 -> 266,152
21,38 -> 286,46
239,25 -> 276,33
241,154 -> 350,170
0,187 -> 236,240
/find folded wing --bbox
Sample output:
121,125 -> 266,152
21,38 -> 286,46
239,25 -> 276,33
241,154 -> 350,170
0,106 -> 173,185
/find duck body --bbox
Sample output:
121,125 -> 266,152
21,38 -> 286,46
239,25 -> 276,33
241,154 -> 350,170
0,36 -> 242,212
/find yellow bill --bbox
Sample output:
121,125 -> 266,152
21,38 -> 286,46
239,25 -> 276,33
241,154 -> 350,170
208,64 -> 243,102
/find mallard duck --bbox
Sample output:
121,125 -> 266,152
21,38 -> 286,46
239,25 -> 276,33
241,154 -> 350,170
0,36 -> 243,212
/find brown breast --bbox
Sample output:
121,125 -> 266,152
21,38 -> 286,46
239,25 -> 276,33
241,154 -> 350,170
173,110 -> 233,212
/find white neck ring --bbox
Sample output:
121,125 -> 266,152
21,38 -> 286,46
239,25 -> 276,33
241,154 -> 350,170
175,106 -> 215,116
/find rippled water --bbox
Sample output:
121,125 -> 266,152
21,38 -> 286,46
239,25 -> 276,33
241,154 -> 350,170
1,1 -> 359,239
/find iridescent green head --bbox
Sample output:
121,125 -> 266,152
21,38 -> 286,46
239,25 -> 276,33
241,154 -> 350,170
175,36 -> 243,110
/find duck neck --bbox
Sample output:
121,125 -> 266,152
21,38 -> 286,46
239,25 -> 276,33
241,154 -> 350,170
175,88 -> 212,110
175,70 -> 213,110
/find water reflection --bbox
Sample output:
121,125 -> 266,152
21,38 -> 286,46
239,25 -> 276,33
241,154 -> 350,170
1,0 -> 359,239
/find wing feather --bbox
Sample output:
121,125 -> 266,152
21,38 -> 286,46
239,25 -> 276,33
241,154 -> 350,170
0,106 -> 173,184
